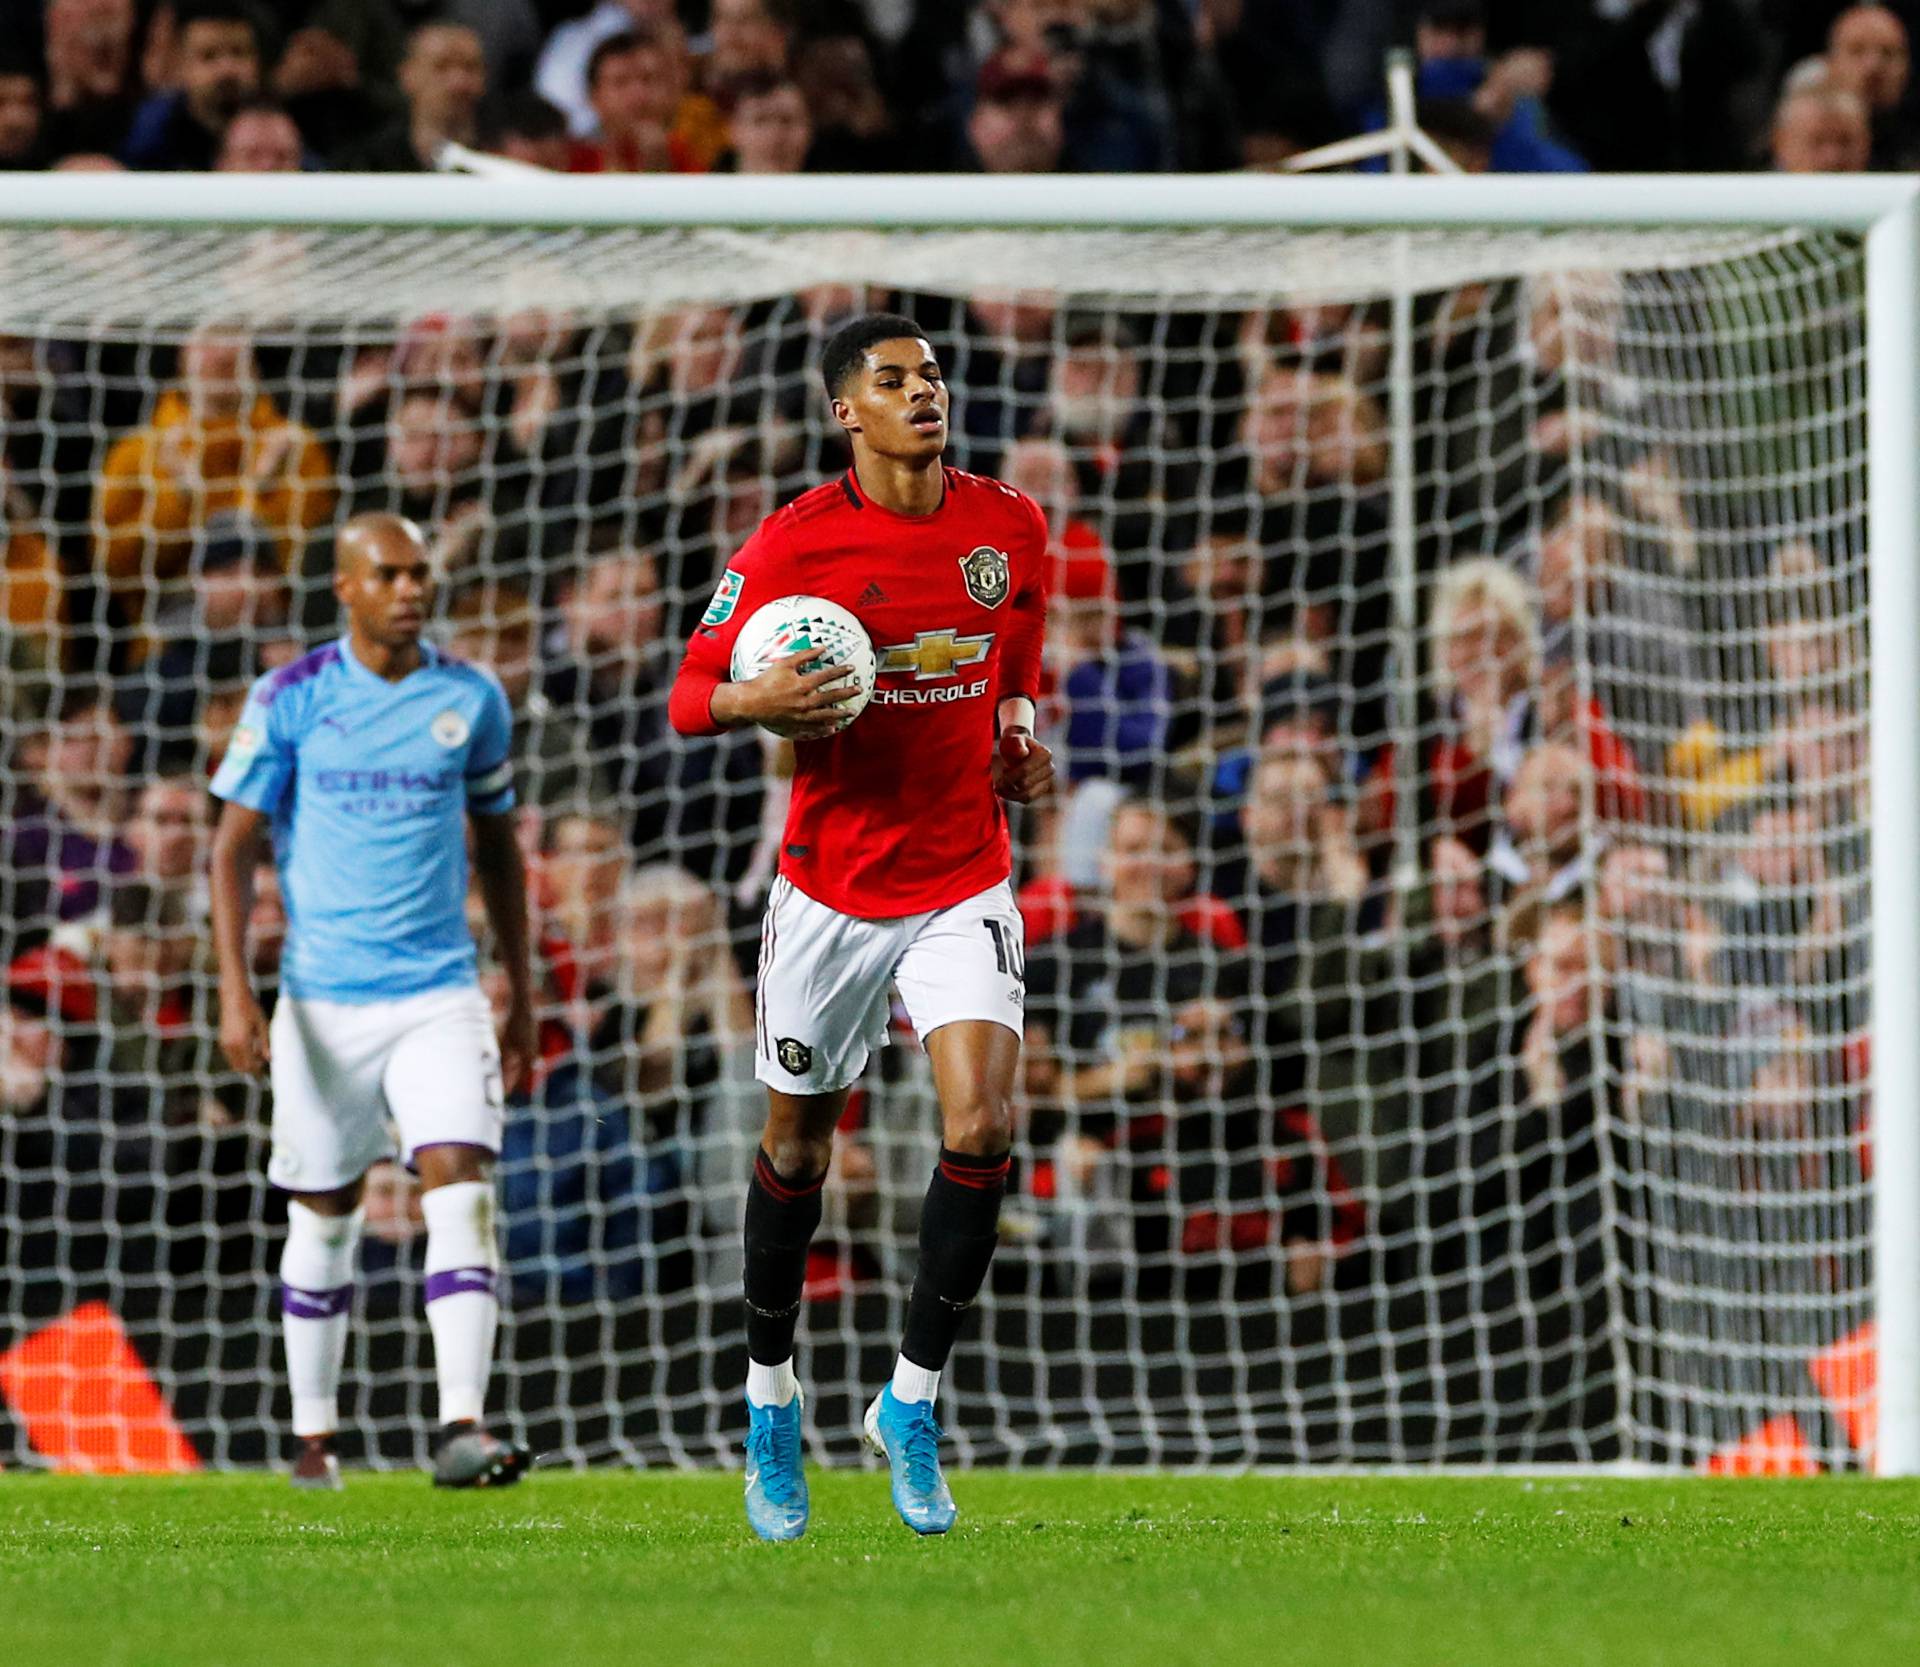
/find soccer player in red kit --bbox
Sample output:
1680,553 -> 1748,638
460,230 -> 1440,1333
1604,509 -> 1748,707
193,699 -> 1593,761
668,313 -> 1052,1540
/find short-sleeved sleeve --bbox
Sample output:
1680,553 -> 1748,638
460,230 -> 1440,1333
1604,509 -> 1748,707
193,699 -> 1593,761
210,676 -> 297,813
464,673 -> 516,815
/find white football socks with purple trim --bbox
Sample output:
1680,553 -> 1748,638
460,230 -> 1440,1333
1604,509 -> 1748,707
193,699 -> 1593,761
421,1180 -> 500,1427
281,1200 -> 363,1439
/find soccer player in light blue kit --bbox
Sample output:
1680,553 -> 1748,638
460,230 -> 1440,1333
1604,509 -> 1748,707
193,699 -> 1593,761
209,513 -> 537,1490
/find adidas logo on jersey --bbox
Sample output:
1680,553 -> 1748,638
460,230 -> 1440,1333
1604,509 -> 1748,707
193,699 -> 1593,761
857,580 -> 888,607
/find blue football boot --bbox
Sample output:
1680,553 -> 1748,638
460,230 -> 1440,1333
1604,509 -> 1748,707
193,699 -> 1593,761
863,1386 -> 957,1535
743,1389 -> 809,1541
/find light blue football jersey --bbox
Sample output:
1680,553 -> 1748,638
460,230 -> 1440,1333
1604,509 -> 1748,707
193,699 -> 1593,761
211,638 -> 516,1004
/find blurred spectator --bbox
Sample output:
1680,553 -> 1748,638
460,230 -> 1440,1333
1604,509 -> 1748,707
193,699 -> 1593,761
702,0 -> 795,100
483,89 -> 571,170
535,0 -> 679,135
1426,558 -> 1641,856
1825,4 -> 1919,168
539,533 -> 747,875
95,327 -> 333,633
122,769 -> 210,895
445,579 -> 614,812
1414,95 -> 1496,173
1025,797 -> 1246,1107
1549,0 -> 1771,172
1003,434 -> 1107,570
367,389 -> 487,534
1239,364 -> 1392,738
960,48 -> 1067,173
1023,801 -> 1250,1255
2,694 -> 134,951
1770,82 -> 1872,172
793,31 -> 893,171
123,1 -> 261,171
1532,488 -> 1704,758
955,292 -> 1056,470
0,54 -> 48,169
1038,314 -> 1190,570
1668,540 -> 1864,829
1046,548 -> 1189,785
1,456 -> 65,697
540,809 -> 627,992
336,23 -> 487,172
718,72 -> 812,173
1361,2 -> 1584,174
570,28 -> 712,173
115,511 -> 287,769
1706,798 -> 1847,1003
269,22 -> 392,164
214,99 -> 307,172
41,0 -> 141,163
1218,748 -> 1369,1093
1494,740 -> 1592,917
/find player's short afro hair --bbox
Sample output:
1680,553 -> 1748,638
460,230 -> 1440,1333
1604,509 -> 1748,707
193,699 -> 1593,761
821,312 -> 932,401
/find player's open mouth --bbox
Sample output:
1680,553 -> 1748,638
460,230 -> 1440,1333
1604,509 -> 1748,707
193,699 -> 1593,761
910,410 -> 944,431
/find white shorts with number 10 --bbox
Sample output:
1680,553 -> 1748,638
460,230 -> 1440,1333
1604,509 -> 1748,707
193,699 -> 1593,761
754,877 -> 1025,1093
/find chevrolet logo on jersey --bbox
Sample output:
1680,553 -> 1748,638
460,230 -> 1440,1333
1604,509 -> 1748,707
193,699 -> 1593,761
876,629 -> 995,680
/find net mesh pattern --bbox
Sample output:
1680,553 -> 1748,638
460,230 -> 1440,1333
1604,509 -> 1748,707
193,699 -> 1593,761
0,219 -> 1871,1470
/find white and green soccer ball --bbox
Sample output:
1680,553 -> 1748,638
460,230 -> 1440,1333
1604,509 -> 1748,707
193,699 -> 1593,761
729,594 -> 877,737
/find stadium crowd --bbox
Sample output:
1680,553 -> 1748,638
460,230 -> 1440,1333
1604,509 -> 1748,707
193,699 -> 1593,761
0,1 -> 1914,180
0,0 -> 1877,1462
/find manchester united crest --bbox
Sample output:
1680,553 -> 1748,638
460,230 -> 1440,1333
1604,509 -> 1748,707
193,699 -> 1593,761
959,545 -> 1010,609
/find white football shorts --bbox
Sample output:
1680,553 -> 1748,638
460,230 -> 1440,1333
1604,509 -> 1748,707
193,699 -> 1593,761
754,875 -> 1025,1094
266,983 -> 504,1193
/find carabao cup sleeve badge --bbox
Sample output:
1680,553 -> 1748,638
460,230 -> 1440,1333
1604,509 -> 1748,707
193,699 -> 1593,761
960,546 -> 1010,609
703,568 -> 746,626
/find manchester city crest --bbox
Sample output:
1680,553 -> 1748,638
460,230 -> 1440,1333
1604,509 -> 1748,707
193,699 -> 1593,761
959,545 -> 1010,609
431,709 -> 471,749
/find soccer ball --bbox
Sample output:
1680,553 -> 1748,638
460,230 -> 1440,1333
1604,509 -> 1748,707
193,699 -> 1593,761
729,594 -> 877,738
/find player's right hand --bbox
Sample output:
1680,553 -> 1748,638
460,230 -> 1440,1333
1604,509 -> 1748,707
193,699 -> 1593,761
220,986 -> 272,1076
730,647 -> 858,741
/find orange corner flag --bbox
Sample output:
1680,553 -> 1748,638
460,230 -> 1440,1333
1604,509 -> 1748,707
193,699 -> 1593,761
1702,1414 -> 1821,1477
1809,1321 -> 1878,1461
0,1302 -> 199,1473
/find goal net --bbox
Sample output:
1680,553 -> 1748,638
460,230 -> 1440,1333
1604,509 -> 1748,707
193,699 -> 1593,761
0,188 -> 1886,1472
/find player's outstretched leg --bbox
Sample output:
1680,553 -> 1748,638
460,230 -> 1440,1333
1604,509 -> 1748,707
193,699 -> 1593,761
281,1191 -> 363,1491
866,1023 -> 1016,1535
741,1137 -> 829,1541
417,1152 -> 527,1488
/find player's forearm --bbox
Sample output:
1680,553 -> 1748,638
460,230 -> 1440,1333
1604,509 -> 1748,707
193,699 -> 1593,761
208,811 -> 262,996
470,815 -> 535,1003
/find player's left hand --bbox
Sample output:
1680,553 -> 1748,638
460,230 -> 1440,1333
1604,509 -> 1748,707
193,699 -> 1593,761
498,994 -> 537,1099
992,727 -> 1054,804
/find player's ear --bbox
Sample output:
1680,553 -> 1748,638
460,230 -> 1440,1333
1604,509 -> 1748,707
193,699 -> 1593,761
830,395 -> 859,436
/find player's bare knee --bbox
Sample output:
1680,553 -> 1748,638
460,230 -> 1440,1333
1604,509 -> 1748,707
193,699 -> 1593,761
761,1123 -> 834,1182
942,1092 -> 1013,1156
291,1179 -> 364,1218
415,1143 -> 492,1192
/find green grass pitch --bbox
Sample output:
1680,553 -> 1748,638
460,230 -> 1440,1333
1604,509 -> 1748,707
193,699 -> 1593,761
7,1471 -> 1919,1667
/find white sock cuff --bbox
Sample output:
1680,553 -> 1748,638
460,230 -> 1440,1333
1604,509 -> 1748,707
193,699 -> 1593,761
421,1180 -> 499,1276
746,1358 -> 799,1408
891,1357 -> 941,1405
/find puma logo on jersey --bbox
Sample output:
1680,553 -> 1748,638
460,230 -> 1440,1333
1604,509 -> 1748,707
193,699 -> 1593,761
876,629 -> 994,680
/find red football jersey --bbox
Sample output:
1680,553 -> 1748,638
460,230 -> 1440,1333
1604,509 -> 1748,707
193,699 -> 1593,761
669,467 -> 1049,919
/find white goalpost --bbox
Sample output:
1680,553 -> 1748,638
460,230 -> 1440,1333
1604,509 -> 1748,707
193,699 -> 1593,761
0,172 -> 1912,1475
